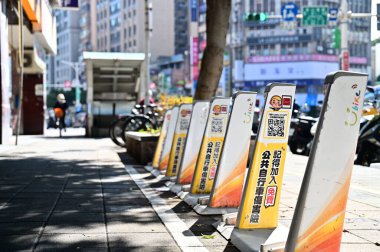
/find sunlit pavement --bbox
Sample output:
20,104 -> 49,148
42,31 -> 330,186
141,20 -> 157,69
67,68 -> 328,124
0,129 -> 183,251
0,129 -> 379,251
282,152 -> 380,251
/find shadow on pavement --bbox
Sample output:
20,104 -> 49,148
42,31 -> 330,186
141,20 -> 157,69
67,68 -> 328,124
0,147 -> 181,251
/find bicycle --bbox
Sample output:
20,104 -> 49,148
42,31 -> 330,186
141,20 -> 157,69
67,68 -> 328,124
109,104 -> 163,147
109,113 -> 136,147
109,106 -> 141,147
120,104 -> 164,145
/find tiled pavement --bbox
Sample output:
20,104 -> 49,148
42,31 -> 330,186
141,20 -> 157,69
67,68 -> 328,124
0,129 -> 379,251
0,129 -> 237,252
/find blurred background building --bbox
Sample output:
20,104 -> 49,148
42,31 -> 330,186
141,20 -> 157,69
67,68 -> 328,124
229,0 -> 371,106
46,10 -> 80,85
0,0 -> 377,143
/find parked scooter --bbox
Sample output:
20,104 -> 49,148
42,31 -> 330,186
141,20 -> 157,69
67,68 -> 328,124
355,113 -> 380,167
288,102 -> 321,156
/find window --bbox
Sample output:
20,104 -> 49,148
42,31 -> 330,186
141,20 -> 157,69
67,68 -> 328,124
133,25 -> 136,35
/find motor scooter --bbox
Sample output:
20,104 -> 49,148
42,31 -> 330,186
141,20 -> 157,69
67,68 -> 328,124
355,114 -> 380,166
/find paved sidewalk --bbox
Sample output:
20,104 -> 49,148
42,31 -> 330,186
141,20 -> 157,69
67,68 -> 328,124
0,129 -> 183,251
1,128 -> 379,251
280,153 -> 380,251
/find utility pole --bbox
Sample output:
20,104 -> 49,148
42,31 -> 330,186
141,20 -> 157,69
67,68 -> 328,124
340,0 -> 349,71
61,60 -> 81,109
144,0 -> 151,106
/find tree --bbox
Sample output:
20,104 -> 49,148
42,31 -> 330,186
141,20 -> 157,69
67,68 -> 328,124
194,0 -> 231,100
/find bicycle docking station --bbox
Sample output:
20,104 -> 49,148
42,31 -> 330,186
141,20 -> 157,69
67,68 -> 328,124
146,71 -> 368,252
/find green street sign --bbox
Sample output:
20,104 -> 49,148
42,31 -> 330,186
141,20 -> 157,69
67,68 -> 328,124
302,6 -> 328,26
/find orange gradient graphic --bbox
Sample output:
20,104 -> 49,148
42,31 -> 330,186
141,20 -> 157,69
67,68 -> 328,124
152,132 -> 165,168
159,154 -> 169,170
178,157 -> 197,184
210,149 -> 249,208
295,157 -> 354,252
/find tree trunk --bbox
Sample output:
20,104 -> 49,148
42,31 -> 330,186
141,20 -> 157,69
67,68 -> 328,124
194,0 -> 231,100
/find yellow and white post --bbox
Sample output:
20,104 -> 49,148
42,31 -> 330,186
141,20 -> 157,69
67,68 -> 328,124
166,103 -> 193,178
194,91 -> 257,215
151,109 -> 172,169
171,101 -> 209,194
230,83 -> 296,252
158,106 -> 179,171
183,97 -> 231,206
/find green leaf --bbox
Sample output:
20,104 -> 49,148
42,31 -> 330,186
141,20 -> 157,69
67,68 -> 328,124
201,234 -> 216,239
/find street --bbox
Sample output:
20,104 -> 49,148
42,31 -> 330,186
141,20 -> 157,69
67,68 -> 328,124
0,129 -> 379,251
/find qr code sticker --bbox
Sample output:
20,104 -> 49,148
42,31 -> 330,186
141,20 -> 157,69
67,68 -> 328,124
180,119 -> 189,131
211,118 -> 224,134
266,113 -> 286,137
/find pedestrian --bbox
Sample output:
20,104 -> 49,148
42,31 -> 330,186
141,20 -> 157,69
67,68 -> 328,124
54,93 -> 68,129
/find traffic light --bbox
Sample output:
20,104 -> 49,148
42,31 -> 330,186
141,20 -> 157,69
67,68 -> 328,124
332,27 -> 341,49
243,12 -> 268,22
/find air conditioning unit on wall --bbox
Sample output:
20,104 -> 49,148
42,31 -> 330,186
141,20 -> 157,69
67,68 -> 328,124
23,50 -> 46,74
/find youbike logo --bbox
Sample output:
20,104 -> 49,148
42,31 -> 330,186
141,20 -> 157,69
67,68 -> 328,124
243,98 -> 254,124
345,85 -> 361,126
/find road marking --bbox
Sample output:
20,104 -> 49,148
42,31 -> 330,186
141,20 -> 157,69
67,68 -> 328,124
125,165 -> 209,252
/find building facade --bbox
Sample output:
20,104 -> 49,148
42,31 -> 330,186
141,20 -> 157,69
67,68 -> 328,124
2,0 -> 57,139
47,10 -> 81,85
229,0 -> 371,106
175,0 -> 189,55
94,0 -> 175,61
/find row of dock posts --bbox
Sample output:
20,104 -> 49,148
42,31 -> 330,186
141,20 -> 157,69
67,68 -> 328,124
145,71 -> 368,252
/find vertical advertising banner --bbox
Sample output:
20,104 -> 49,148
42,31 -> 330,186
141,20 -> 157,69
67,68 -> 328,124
159,106 -> 179,170
166,104 -> 193,177
190,97 -> 231,194
209,92 -> 257,208
191,37 -> 199,81
285,72 -> 368,252
236,83 -> 296,229
152,110 -> 172,168
177,101 -> 210,184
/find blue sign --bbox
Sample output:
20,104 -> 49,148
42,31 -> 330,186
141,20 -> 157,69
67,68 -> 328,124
281,2 -> 298,22
54,0 -> 79,9
329,8 -> 339,22
199,3 -> 207,14
190,0 -> 198,22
